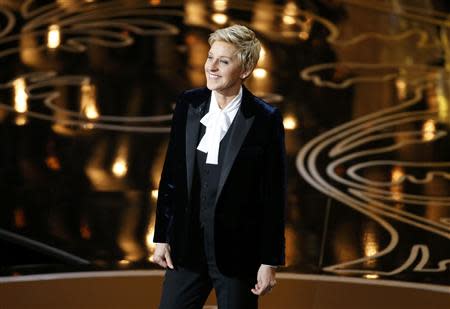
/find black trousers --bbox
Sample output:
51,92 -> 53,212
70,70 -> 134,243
158,225 -> 258,309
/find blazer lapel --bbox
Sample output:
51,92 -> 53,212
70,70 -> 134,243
185,95 -> 209,204
214,87 -> 255,206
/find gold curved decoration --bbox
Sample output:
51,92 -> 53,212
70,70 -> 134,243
0,7 -> 15,38
297,67 -> 450,275
0,72 -> 171,133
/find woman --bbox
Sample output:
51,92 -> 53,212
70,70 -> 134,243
153,24 -> 286,309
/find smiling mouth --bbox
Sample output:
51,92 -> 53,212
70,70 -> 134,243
208,73 -> 221,79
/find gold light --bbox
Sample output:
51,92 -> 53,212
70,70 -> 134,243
391,186 -> 402,201
282,2 -> 298,25
391,166 -> 404,201
259,46 -> 266,61
283,115 -> 298,130
256,46 -> 268,67
284,2 -> 298,15
146,227 -> 156,252
298,31 -> 309,40
252,2 -> 275,32
185,1 -> 207,26
83,101 -> 98,119
253,68 -> 267,79
422,119 -> 436,141
45,155 -> 61,170
81,81 -> 99,119
13,78 -> 28,113
391,166 -> 404,184
119,259 -> 130,265
213,0 -> 227,11
363,232 -> 378,257
146,191 -> 158,259
13,78 -> 28,126
436,94 -> 448,122
15,115 -> 27,126
364,246 -> 377,257
362,222 -> 379,268
396,78 -> 407,100
151,189 -> 158,200
47,24 -> 61,49
283,15 -> 296,25
212,13 -> 228,25
364,274 -> 379,279
112,158 -> 128,177
299,16 -> 313,41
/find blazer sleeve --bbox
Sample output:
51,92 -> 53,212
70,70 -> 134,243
260,107 -> 287,266
153,93 -> 184,243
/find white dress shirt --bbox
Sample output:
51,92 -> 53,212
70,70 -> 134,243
197,87 -> 242,164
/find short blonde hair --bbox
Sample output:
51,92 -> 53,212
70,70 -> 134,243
208,25 -> 261,74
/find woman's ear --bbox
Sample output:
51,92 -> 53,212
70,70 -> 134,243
240,69 -> 252,80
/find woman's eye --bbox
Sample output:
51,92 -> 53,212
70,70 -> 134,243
220,60 -> 228,64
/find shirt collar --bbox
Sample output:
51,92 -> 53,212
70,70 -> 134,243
210,86 -> 243,113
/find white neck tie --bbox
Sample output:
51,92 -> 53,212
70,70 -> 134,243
197,88 -> 242,164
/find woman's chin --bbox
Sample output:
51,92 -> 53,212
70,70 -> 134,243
206,82 -> 220,91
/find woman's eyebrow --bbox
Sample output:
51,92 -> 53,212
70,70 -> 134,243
208,52 -> 233,59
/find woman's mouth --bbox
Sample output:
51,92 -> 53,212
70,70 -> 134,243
208,73 -> 221,79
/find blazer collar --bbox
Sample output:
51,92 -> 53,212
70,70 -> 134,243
185,86 -> 256,205
185,91 -> 209,201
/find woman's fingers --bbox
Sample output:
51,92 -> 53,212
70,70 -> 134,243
153,243 -> 172,269
159,258 -> 168,268
251,266 -> 277,295
251,282 -> 271,295
165,251 -> 174,269
153,254 -> 167,268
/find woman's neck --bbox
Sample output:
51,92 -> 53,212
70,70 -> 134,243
214,87 -> 241,109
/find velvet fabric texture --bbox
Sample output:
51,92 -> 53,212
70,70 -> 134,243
154,86 -> 286,276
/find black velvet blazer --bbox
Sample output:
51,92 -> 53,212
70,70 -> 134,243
154,86 -> 286,276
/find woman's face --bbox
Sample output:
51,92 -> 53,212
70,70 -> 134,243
204,41 -> 248,96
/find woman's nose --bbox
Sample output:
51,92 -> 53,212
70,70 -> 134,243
208,60 -> 218,71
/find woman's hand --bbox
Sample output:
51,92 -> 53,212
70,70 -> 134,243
153,243 -> 174,269
251,264 -> 277,296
